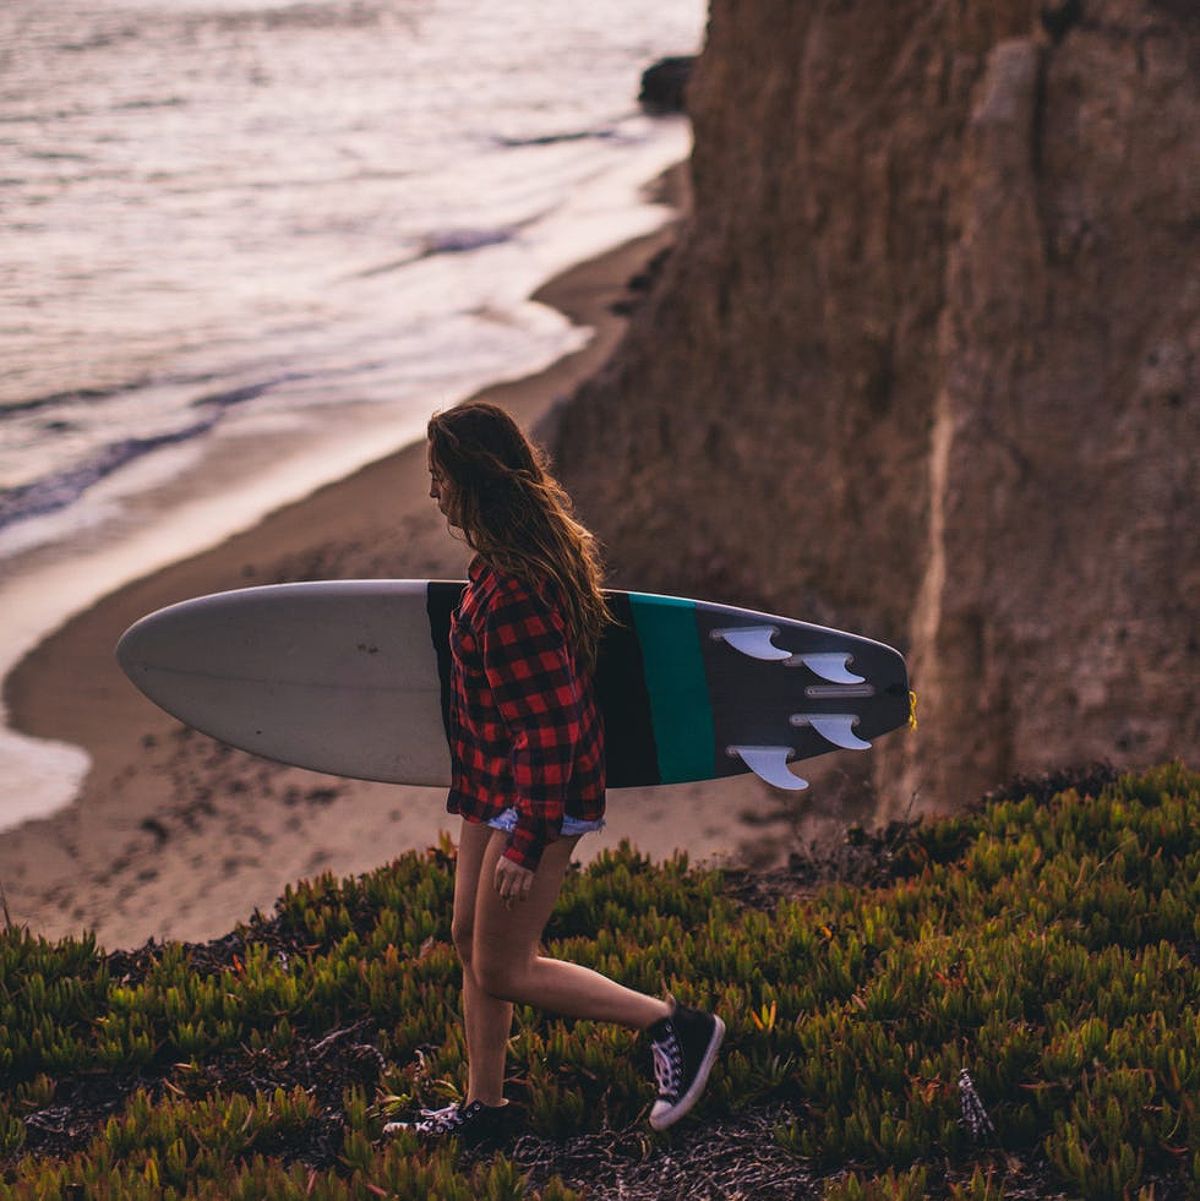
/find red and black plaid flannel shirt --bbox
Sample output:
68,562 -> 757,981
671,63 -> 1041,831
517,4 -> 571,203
446,556 -> 605,871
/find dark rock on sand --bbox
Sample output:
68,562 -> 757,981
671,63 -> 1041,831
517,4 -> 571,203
638,56 -> 694,114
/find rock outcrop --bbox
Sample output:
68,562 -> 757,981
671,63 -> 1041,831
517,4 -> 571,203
550,0 -> 1200,814
638,56 -> 695,114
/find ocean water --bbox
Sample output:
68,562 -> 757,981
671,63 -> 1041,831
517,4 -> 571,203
0,0 -> 705,828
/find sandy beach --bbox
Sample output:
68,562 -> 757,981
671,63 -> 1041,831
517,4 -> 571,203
0,168 -> 808,951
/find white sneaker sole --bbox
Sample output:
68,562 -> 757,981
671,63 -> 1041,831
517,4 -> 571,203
649,1014 -> 726,1132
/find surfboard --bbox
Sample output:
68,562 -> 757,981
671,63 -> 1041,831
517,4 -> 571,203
115,581 -> 911,791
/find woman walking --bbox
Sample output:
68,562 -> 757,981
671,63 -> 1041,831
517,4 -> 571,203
391,401 -> 723,1148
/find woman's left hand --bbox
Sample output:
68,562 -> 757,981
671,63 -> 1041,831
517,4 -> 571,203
494,855 -> 535,906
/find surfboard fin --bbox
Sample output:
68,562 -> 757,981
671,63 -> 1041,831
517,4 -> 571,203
790,713 -> 872,751
711,626 -> 792,661
788,652 -> 866,684
729,746 -> 809,790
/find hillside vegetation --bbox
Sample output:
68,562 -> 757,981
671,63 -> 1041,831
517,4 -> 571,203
1,763 -> 1197,1198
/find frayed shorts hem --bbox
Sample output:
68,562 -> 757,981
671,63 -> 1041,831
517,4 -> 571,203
484,806 -> 605,837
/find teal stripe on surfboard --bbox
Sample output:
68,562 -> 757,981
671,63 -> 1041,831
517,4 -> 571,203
627,593 -> 716,783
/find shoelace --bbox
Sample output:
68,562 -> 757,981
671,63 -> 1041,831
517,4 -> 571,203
415,1102 -> 470,1133
651,1028 -> 684,1100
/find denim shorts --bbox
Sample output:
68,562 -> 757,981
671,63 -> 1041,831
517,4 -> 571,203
486,806 -> 606,836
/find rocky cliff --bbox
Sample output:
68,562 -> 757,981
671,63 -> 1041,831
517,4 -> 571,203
549,0 -> 1200,815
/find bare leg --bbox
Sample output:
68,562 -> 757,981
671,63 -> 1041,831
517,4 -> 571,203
451,820 -> 512,1106
473,830 -> 672,1028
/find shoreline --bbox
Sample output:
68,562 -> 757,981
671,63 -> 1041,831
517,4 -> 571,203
0,126 -> 696,833
0,164 -> 788,951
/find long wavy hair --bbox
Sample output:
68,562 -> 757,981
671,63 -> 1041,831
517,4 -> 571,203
427,402 -> 610,671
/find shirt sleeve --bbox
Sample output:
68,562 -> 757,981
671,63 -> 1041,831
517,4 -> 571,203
481,580 -> 583,871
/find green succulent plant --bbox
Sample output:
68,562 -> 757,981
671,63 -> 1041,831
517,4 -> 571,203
0,763 -> 1197,1198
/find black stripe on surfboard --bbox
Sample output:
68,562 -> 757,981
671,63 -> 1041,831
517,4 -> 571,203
595,593 -> 661,789
426,581 -> 466,746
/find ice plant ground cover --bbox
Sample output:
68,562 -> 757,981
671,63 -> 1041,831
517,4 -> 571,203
0,762 -> 1197,1199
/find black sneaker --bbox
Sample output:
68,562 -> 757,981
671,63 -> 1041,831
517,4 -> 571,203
383,1100 -> 516,1150
646,1002 -> 725,1131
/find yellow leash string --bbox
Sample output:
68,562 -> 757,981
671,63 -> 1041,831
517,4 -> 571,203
908,690 -> 919,731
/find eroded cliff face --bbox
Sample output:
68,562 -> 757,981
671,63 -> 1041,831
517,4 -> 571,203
550,0 -> 1200,813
